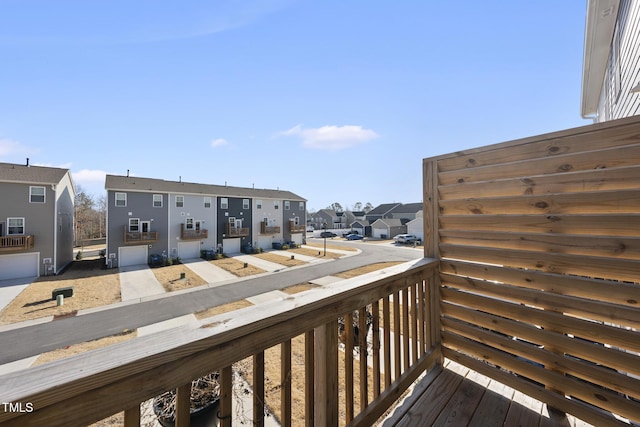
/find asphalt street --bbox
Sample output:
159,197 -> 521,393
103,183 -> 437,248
0,240 -> 423,365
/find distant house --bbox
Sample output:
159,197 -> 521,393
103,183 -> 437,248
582,0 -> 640,121
105,174 -> 305,266
365,203 -> 402,223
388,203 -> 423,222
0,161 -> 75,280
370,218 -> 406,239
309,209 -> 339,230
406,215 -> 424,240
351,220 -> 371,237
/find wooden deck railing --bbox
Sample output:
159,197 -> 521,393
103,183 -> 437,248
260,223 -> 281,234
289,221 -> 306,233
0,258 -> 439,427
180,223 -> 208,240
123,226 -> 158,244
423,115 -> 640,426
225,224 -> 249,237
0,235 -> 34,252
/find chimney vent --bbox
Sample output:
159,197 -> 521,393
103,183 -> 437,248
26,158 -> 30,167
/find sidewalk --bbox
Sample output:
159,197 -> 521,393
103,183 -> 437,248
0,277 -> 35,314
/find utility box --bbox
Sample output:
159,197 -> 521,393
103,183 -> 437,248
52,286 -> 74,300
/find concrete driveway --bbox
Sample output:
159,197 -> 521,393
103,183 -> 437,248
119,265 -> 165,301
0,277 -> 36,313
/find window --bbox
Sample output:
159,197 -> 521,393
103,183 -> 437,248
229,217 -> 236,227
293,216 -> 300,225
115,192 -> 127,207
185,218 -> 194,230
7,218 -> 24,235
243,199 -> 250,209
176,195 -> 184,208
153,194 -> 163,208
299,202 -> 304,210
129,218 -> 140,232
256,200 -> 262,209
284,201 -> 290,210
221,198 -> 228,209
274,201 -> 279,210
30,186 -> 45,203
204,197 -> 212,208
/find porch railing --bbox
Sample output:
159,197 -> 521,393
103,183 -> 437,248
0,235 -> 34,252
260,223 -> 281,234
0,258 -> 439,426
289,221 -> 305,233
123,226 -> 158,244
225,224 -> 249,237
180,223 -> 208,240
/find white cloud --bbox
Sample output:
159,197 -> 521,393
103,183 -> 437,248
72,169 -> 108,196
278,124 -> 379,151
211,138 -> 229,148
0,138 -> 34,157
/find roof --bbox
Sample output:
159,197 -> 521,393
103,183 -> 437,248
581,0 -> 620,118
367,203 -> 402,215
0,161 -> 70,185
371,218 -> 405,227
390,202 -> 423,214
105,174 -> 306,201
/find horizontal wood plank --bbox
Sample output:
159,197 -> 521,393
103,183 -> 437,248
439,165 -> 640,200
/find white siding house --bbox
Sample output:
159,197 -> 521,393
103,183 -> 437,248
582,0 -> 640,122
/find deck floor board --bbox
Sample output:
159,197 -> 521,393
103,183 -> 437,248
380,360 -> 593,427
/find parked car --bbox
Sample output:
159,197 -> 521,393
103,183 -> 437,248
342,230 -> 359,237
393,234 -> 420,244
320,231 -> 337,238
345,234 -> 364,240
306,226 -> 315,232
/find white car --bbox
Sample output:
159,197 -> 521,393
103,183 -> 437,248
393,234 -> 419,244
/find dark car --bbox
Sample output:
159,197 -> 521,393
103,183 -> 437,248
345,234 -> 364,240
320,231 -> 337,238
342,230 -> 359,237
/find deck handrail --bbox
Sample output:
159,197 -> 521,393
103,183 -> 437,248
0,258 -> 439,426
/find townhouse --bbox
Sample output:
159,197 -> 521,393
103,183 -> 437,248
0,161 -> 75,280
105,174 -> 306,267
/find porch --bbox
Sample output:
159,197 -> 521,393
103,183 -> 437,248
0,116 -> 639,426
0,235 -> 34,252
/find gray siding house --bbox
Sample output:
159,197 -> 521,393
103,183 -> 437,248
105,174 -> 305,266
582,0 -> 640,121
0,161 -> 75,280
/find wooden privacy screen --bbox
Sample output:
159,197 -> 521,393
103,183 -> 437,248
423,115 -> 640,425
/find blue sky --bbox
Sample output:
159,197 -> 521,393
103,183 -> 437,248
1,1 -> 590,211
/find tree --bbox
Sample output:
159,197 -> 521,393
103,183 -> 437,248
363,202 -> 374,213
327,202 -> 344,212
352,202 -> 363,211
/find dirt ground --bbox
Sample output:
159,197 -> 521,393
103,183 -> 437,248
289,246 -> 344,259
211,257 -> 267,276
150,264 -> 208,292
253,251 -> 307,267
0,258 -> 120,325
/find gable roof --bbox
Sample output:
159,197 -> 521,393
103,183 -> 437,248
390,202 -> 423,214
371,218 -> 404,227
367,203 -> 402,215
105,174 -> 305,201
0,162 -> 70,185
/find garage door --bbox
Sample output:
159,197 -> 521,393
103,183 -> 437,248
222,238 -> 241,254
178,242 -> 201,260
119,246 -> 148,267
0,253 -> 39,280
291,234 -> 303,245
257,236 -> 272,251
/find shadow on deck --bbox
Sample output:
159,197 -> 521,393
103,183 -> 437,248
382,360 -> 592,427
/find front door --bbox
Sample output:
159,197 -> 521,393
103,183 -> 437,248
141,221 -> 151,233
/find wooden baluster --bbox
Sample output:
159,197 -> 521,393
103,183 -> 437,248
123,404 -> 140,427
305,330 -> 315,427
254,351 -> 265,427
175,382 -> 191,427
383,296 -> 392,389
358,306 -> 368,409
281,340 -> 292,427
219,365 -> 233,427
344,312 -> 354,423
314,320 -> 338,427
372,300 -> 381,398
